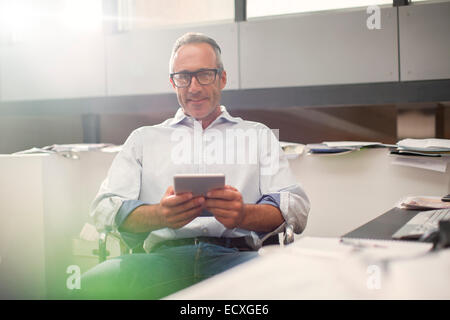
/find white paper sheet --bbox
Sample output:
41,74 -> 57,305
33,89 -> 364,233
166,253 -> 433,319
323,141 -> 382,148
391,155 -> 449,172
397,138 -> 450,151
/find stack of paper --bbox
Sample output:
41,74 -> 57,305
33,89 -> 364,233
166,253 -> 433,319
45,143 -> 114,152
323,141 -> 395,148
398,138 -> 450,151
306,143 -> 355,155
13,143 -> 118,155
306,141 -> 394,155
396,195 -> 450,210
394,138 -> 450,156
390,138 -> 450,172
279,141 -> 305,159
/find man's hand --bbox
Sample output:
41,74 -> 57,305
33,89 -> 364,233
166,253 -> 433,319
205,185 -> 245,229
122,185 -> 283,234
156,186 -> 205,229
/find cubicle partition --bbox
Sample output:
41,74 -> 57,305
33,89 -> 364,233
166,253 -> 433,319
0,152 -> 115,299
291,148 -> 450,238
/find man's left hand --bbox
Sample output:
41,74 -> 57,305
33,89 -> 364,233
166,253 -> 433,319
205,185 -> 245,229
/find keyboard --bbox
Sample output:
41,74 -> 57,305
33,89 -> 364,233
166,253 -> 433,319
392,208 -> 450,240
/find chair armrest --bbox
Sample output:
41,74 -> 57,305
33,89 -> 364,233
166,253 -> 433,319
93,230 -> 131,263
260,222 -> 295,247
93,231 -> 109,263
283,223 -> 295,245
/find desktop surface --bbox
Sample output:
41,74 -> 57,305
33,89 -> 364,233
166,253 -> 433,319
343,207 -> 422,240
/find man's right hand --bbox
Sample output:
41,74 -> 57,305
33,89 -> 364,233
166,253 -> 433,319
156,186 -> 205,229
120,186 -> 204,233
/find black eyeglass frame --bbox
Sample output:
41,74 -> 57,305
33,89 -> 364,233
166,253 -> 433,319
170,68 -> 222,88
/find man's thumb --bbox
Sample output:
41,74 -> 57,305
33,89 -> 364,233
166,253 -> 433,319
165,186 -> 175,197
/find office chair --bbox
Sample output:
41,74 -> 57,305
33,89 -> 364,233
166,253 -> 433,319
94,222 -> 295,263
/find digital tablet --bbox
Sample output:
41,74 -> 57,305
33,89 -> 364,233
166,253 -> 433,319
173,173 -> 225,197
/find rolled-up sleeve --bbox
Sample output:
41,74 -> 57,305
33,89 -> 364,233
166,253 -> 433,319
90,129 -> 144,238
277,184 -> 310,234
258,127 -> 310,234
259,184 -> 310,234
114,200 -> 150,249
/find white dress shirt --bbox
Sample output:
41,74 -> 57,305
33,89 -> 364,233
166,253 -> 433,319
91,105 -> 310,251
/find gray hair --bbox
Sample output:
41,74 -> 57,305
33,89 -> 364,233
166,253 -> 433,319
169,32 -> 224,73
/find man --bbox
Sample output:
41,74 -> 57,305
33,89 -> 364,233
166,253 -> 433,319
80,33 -> 310,299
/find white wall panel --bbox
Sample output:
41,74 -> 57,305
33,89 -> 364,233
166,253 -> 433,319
399,1 -> 450,81
240,7 -> 399,89
0,33 -> 106,101
2,3 -> 448,102
106,23 -> 239,96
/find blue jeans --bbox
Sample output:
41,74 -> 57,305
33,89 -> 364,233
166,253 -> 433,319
78,243 -> 258,299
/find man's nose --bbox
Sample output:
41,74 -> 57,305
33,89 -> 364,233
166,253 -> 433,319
188,75 -> 202,92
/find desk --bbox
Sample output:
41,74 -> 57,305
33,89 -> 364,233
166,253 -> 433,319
168,207 -> 450,300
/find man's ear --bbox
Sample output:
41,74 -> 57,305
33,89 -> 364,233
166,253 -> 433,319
219,70 -> 227,90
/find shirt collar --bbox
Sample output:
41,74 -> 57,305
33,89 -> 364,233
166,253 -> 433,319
168,105 -> 240,127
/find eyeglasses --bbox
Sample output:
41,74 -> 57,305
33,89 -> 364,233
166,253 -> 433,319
170,68 -> 221,88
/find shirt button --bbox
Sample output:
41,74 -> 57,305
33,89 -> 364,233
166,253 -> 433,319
202,228 -> 208,235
